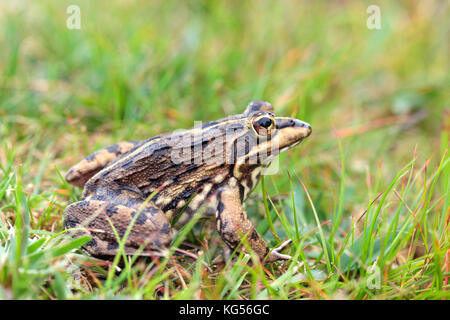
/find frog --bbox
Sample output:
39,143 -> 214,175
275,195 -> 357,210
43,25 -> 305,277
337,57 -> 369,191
63,100 -> 312,262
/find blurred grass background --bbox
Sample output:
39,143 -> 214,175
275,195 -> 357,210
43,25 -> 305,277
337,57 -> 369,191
1,0 -> 448,178
0,0 -> 449,299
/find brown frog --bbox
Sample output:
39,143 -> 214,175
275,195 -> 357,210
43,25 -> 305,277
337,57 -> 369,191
63,100 -> 311,262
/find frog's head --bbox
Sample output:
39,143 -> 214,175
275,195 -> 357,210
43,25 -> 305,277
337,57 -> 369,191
232,100 -> 311,166
245,100 -> 311,146
169,100 -> 311,170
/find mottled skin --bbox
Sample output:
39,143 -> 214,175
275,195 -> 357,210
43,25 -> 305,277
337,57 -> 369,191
64,101 -> 311,262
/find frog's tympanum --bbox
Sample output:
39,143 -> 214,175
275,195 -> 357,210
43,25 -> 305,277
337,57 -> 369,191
64,101 -> 311,262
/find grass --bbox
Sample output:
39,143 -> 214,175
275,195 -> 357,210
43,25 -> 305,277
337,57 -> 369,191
0,0 -> 449,299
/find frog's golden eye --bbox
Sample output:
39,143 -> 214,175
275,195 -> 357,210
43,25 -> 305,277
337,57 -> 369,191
252,115 -> 275,136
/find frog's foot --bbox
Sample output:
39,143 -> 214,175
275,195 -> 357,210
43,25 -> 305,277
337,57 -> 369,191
64,200 -> 173,258
264,239 -> 292,262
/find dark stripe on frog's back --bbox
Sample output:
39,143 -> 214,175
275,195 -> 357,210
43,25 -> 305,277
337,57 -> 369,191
100,119 -> 246,180
94,135 -> 166,180
95,117 -> 243,178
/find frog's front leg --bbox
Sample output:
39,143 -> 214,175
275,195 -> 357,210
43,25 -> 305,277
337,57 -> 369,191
215,185 -> 292,262
64,200 -> 173,258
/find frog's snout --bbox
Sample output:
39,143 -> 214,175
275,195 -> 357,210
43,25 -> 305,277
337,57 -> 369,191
269,117 -> 312,154
276,117 -> 312,138
291,119 -> 312,137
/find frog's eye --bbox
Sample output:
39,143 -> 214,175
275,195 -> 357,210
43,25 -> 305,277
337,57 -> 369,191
252,115 -> 275,135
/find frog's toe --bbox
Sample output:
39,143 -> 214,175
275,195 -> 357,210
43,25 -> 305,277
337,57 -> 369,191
265,251 -> 292,262
274,239 -> 292,252
264,239 -> 293,262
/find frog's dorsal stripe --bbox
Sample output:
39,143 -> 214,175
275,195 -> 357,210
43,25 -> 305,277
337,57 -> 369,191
91,118 -> 247,180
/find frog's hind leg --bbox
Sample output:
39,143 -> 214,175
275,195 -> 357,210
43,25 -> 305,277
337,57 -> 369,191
65,140 -> 142,188
64,200 -> 173,258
